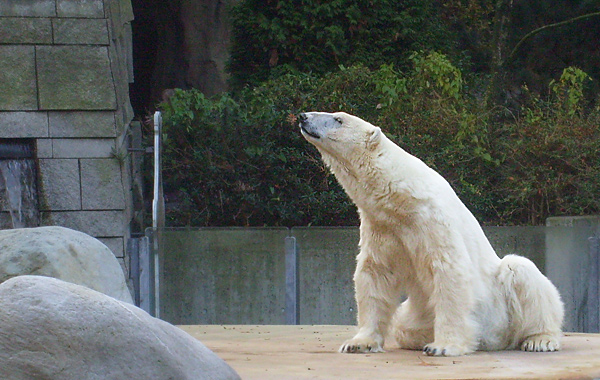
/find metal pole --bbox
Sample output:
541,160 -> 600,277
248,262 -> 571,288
285,236 -> 299,324
139,236 -> 152,314
588,236 -> 599,332
152,111 -> 165,318
128,238 -> 141,306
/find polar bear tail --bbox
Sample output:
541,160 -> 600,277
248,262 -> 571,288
497,254 -> 564,352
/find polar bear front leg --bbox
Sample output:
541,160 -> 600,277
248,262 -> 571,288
339,261 -> 399,354
423,262 -> 477,356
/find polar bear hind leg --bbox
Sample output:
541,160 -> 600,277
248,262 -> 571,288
497,254 -> 564,352
392,297 -> 434,350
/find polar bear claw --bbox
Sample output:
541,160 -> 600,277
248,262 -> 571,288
340,340 -> 384,354
521,334 -> 560,352
423,342 -> 472,357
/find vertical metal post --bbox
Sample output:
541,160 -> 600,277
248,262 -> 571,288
128,238 -> 141,306
152,111 -> 165,318
588,236 -> 599,332
285,236 -> 299,324
139,235 -> 152,314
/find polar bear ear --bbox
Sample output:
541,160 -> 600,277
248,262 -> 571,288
368,127 -> 382,147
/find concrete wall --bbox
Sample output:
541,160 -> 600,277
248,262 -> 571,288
158,224 -> 591,328
0,0 -> 136,271
545,216 -> 600,332
293,227 -> 358,325
160,228 -> 289,325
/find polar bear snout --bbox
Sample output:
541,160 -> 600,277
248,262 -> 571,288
298,112 -> 321,139
299,112 -> 343,140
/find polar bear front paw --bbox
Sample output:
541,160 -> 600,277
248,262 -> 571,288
520,334 -> 560,352
339,336 -> 384,353
423,342 -> 471,357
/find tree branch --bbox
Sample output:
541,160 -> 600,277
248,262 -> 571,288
504,11 -> 600,66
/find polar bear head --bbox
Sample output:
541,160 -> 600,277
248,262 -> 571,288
299,112 -> 382,161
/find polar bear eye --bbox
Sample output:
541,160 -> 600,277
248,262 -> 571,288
334,117 -> 343,124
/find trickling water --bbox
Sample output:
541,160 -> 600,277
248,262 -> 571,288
0,159 -> 40,229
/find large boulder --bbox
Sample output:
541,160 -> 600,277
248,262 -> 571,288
0,226 -> 132,303
0,275 -> 240,380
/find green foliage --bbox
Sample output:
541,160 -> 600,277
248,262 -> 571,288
375,52 -> 497,168
159,76 -> 361,227
410,51 -> 463,101
159,0 -> 600,227
549,67 -> 593,117
494,73 -> 600,224
375,51 -> 464,110
227,0 -> 455,89
374,64 -> 408,108
496,115 -> 600,224
159,57 -> 600,227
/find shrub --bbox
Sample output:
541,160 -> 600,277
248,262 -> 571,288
493,68 -> 600,224
159,71 -> 370,227
549,66 -> 593,117
158,58 -> 599,227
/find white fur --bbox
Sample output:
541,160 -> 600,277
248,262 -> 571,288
300,111 -> 564,356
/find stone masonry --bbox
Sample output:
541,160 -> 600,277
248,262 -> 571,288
0,0 -> 137,273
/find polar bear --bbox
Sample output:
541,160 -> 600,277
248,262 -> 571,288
299,111 -> 563,356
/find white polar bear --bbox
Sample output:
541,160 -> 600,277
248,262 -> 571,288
299,111 -> 564,356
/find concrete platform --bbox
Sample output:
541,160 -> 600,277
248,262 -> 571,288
179,325 -> 600,380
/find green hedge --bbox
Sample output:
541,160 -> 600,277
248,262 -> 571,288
159,54 -> 599,227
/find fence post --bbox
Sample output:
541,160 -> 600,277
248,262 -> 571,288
588,237 -> 600,332
139,235 -> 152,315
152,111 -> 164,319
285,236 -> 298,324
128,238 -> 141,306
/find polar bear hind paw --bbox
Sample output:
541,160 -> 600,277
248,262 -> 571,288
520,334 -> 560,352
339,338 -> 384,353
423,342 -> 471,357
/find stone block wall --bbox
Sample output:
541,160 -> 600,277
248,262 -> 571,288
0,0 -> 137,272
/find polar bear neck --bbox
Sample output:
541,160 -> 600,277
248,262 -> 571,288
318,135 -> 426,215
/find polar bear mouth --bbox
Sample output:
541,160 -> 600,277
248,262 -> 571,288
301,125 -> 320,139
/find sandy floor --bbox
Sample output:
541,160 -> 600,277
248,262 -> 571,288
179,325 -> 600,380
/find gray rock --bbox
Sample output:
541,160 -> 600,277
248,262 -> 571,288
0,45 -> 37,111
0,0 -> 56,17
52,139 -> 115,159
36,45 -> 117,110
40,210 -> 128,237
57,0 -> 104,18
48,111 -> 117,138
0,226 -> 132,303
80,158 -> 126,210
0,275 -> 240,380
0,111 -> 49,138
36,138 -> 53,158
0,17 -> 53,44
52,18 -> 110,45
38,159 -> 82,211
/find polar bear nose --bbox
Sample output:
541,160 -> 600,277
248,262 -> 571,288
298,113 -> 307,123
